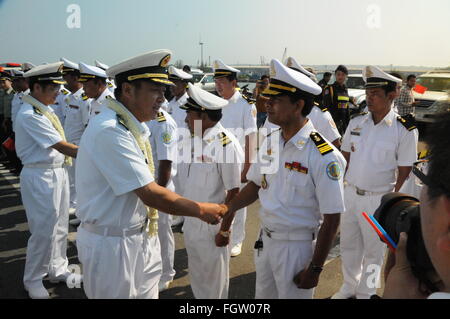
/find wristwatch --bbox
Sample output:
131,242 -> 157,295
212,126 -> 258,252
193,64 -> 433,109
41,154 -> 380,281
219,230 -> 231,238
309,263 -> 323,274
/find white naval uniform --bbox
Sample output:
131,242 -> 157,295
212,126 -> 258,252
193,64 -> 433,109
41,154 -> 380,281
260,106 -> 341,146
220,90 -> 257,247
106,79 -> 116,94
307,105 -> 341,143
167,92 -> 189,227
89,88 -> 114,119
179,122 -> 243,299
11,89 -> 30,132
15,102 -> 70,289
64,89 -> 90,211
246,119 -> 346,299
75,106 -> 161,299
167,92 -> 189,129
338,109 -> 418,299
145,110 -> 178,286
50,87 -> 70,126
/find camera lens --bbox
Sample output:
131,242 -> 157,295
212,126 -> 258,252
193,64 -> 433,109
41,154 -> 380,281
374,192 -> 438,293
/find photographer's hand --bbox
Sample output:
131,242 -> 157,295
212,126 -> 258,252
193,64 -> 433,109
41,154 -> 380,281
383,233 -> 428,299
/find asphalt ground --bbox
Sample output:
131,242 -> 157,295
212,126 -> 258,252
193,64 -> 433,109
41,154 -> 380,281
0,160 -> 388,299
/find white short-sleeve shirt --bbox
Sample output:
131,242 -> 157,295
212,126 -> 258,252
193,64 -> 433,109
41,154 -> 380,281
308,106 -> 341,143
247,119 -> 346,233
63,88 -> 90,144
145,109 -> 178,188
11,89 -> 30,132
75,105 -> 155,229
50,88 -> 70,125
167,92 -> 189,129
220,91 -> 257,148
178,122 -> 243,204
89,88 -> 113,119
14,102 -> 64,165
341,109 -> 418,193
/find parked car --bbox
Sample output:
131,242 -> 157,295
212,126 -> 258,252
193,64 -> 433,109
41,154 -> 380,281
346,74 -> 367,113
414,71 -> 450,123
415,95 -> 450,123
193,73 -> 215,92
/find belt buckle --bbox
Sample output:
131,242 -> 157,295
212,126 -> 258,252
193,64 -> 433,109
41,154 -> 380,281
356,187 -> 366,196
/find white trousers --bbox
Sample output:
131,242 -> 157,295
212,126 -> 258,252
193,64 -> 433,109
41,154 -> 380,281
21,167 -> 70,288
255,231 -> 315,299
67,157 -> 76,209
231,207 -> 247,246
338,185 -> 387,299
76,227 -> 162,299
183,217 -> 230,299
158,211 -> 175,283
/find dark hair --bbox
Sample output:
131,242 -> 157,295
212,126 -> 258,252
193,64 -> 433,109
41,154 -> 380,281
381,82 -> 398,95
261,75 -> 270,81
324,72 -> 332,77
193,109 -> 222,122
114,79 -> 146,100
225,73 -> 237,82
426,111 -> 450,200
28,79 -> 54,92
389,72 -> 403,81
205,109 -> 222,122
65,70 -> 81,78
335,65 -> 348,75
183,65 -> 191,73
287,90 -> 315,117
407,74 -> 417,81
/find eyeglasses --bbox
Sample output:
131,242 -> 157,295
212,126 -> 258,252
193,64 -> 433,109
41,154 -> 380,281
412,160 -> 449,194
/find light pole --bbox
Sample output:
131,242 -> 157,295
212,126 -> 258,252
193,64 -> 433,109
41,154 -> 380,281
199,40 -> 204,69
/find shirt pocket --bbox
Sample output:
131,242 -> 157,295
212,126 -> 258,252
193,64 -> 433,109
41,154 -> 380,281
285,172 -> 312,205
372,141 -> 397,166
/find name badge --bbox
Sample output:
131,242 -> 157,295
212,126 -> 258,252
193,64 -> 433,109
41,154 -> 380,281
350,131 -> 360,136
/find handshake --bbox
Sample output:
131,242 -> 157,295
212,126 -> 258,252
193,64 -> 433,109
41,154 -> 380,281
197,202 -> 230,225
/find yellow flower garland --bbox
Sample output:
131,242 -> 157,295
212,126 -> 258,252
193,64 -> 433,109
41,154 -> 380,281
106,97 -> 159,237
22,95 -> 73,166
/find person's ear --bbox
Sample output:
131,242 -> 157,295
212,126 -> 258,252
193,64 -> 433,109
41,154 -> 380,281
387,90 -> 397,101
295,98 -> 305,114
436,195 -> 450,253
122,82 -> 133,100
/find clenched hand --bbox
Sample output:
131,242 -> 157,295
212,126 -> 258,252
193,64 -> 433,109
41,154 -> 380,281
198,203 -> 228,225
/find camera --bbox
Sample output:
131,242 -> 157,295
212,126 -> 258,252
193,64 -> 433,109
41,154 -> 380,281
374,192 -> 440,293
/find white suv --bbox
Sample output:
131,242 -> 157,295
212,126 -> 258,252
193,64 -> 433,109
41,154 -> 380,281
414,71 -> 450,123
346,74 -> 367,109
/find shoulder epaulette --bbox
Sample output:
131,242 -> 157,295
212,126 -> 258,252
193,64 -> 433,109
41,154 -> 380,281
116,114 -> 129,131
82,93 -> 89,101
218,132 -> 231,147
107,82 -> 114,88
310,132 -> 333,156
241,93 -> 256,105
32,106 -> 43,116
61,89 -> 70,95
316,102 -> 328,112
156,112 -> 166,122
418,150 -> 429,160
397,115 -> 417,131
350,111 -> 368,120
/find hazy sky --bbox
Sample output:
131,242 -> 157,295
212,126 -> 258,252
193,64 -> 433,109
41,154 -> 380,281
1,0 -> 449,68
